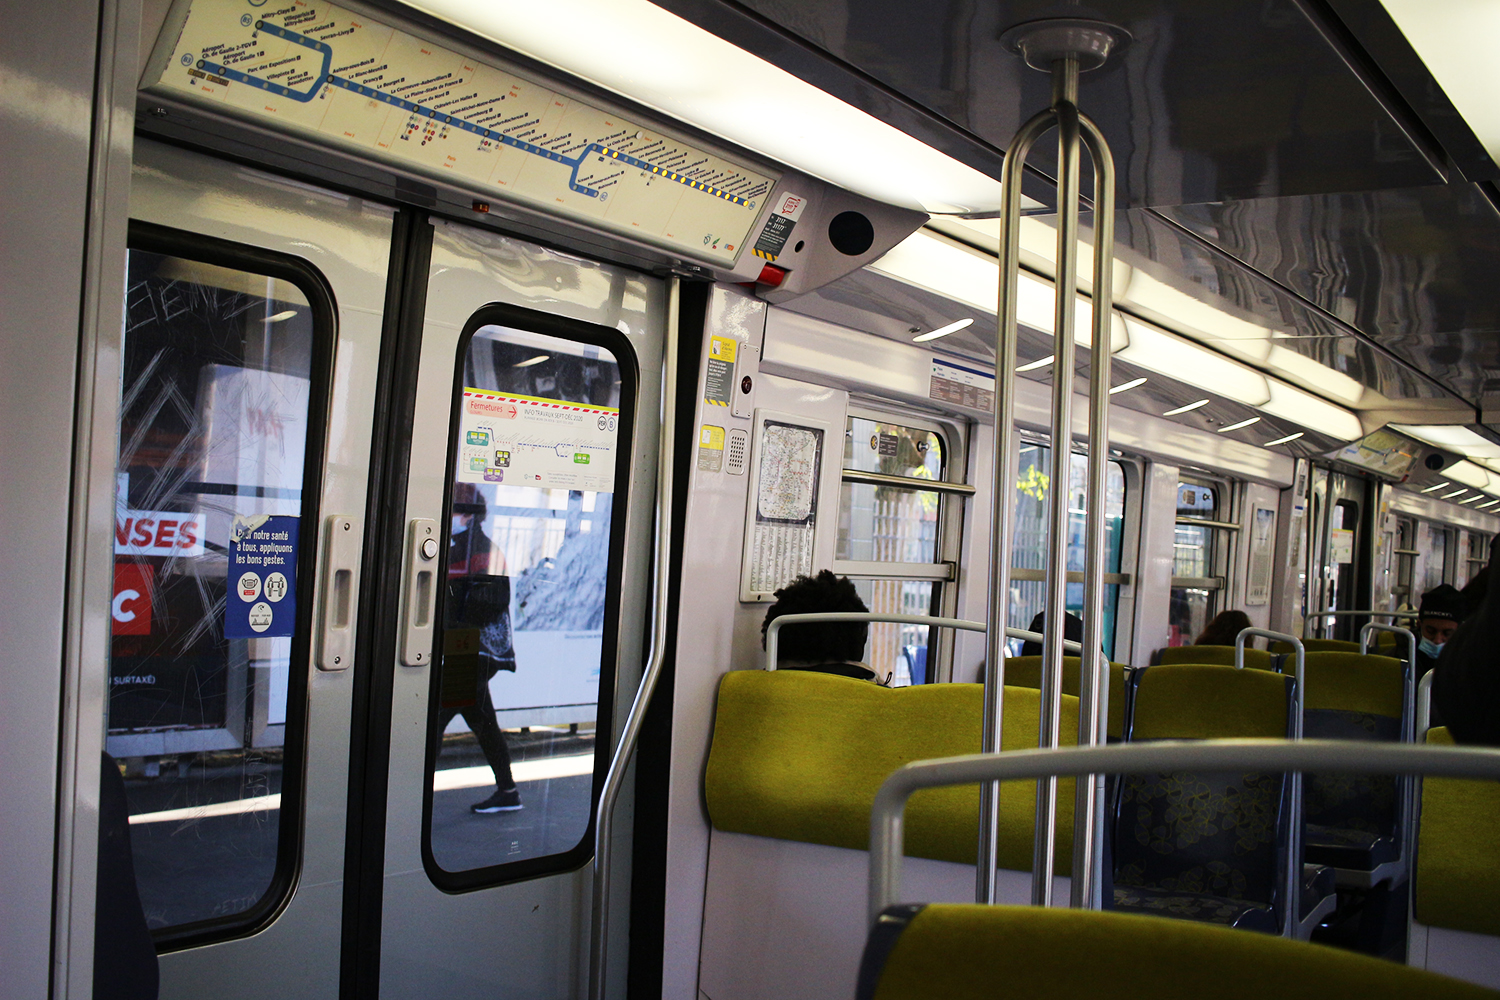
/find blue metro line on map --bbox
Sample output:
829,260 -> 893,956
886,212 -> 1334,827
197,19 -> 754,205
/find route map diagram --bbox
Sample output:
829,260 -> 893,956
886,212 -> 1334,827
457,387 -> 618,493
146,0 -> 775,265
756,424 -> 821,523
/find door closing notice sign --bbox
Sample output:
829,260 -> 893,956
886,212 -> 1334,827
226,514 -> 299,639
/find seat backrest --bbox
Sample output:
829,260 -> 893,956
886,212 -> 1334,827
1414,727 -> 1500,937
1001,655 -> 1130,738
1273,638 -> 1360,654
1155,644 -> 1277,671
856,903 -> 1498,1000
705,669 -> 1079,872
1116,665 -> 1293,909
1299,652 -> 1406,839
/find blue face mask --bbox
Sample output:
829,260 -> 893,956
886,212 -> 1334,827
1419,637 -> 1445,659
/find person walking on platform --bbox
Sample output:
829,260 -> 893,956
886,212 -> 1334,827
442,482 -> 524,813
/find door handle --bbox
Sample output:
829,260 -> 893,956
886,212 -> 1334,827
317,514 -> 361,671
402,518 -> 440,667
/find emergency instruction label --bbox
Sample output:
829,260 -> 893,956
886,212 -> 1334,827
929,357 -> 995,412
705,336 -> 737,407
226,514 -> 299,638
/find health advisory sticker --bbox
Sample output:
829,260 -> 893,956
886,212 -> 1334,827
226,514 -> 299,639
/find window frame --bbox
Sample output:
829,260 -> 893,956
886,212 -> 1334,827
1006,432 -> 1133,659
832,403 -> 965,683
420,300 -> 640,893
120,220 -> 339,951
1169,474 -> 1234,646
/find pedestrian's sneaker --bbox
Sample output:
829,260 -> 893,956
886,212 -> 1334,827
471,786 -> 523,813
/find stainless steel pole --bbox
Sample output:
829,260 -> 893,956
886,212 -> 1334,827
1032,54 -> 1082,909
977,107 -> 1056,905
588,277 -> 679,1000
1069,112 -> 1116,911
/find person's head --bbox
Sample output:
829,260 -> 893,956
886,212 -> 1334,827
761,570 -> 868,665
452,481 -> 487,533
1019,611 -> 1084,657
1418,584 -> 1464,654
1195,609 -> 1252,647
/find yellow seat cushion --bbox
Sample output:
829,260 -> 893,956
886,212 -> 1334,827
1001,656 -> 1129,738
868,904 -> 1499,1000
1131,664 -> 1290,740
1416,727 -> 1500,936
705,669 -> 1076,871
1300,651 -> 1404,717
1156,645 -> 1277,671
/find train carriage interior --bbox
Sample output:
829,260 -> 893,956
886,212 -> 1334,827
14,0 -> 1500,997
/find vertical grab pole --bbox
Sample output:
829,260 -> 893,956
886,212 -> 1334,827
589,277 -> 679,1000
1032,55 -> 1083,908
977,108 -> 1055,905
1070,114 -> 1116,910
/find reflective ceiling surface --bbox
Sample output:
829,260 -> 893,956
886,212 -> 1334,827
657,0 -> 1500,416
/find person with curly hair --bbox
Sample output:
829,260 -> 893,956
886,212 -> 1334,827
760,570 -> 888,683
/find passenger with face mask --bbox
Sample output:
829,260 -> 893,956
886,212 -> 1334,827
1415,584 -> 1464,678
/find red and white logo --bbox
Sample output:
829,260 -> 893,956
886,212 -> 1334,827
112,562 -> 154,636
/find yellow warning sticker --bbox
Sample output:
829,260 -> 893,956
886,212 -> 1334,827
705,336 -> 738,407
698,424 -> 726,472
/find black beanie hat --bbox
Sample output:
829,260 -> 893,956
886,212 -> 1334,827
1420,584 -> 1465,623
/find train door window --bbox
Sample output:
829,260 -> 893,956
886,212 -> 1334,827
1467,532 -> 1489,588
835,412 -> 951,685
110,230 -> 333,940
424,312 -> 633,885
1394,517 -> 1417,607
1168,480 -> 1225,646
1423,521 -> 1450,592
1008,443 -> 1128,659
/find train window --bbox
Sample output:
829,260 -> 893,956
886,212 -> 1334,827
836,414 -> 949,685
424,307 -> 634,888
1008,444 -> 1128,659
1168,480 -> 1224,646
1394,517 -> 1417,606
109,225 -> 334,943
1423,522 -> 1451,591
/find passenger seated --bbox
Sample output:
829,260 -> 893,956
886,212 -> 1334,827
1018,610 -> 1083,656
1195,608 -> 1252,647
1416,584 -> 1465,679
762,571 -> 887,683
1435,536 -> 1500,746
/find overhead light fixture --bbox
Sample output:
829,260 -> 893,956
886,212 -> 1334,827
513,355 -> 550,368
1460,494 -> 1485,504
1017,356 -> 1054,373
1109,376 -> 1148,395
266,310 -> 298,322
1480,499 -> 1500,510
1378,1 -> 1500,166
1264,431 -> 1305,447
1390,424 -> 1500,461
1217,416 -> 1262,434
1445,460 -> 1494,491
409,0 -> 1008,213
1443,489 -> 1469,500
1117,319 -> 1271,406
1163,399 -> 1211,416
912,317 -> 975,343
1421,481 -> 1451,494
1259,381 -> 1363,442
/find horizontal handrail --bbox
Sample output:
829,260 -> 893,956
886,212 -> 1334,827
1175,517 -> 1240,531
868,738 -> 1500,922
1303,609 -> 1417,638
763,613 -> 1081,671
840,469 -> 977,497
